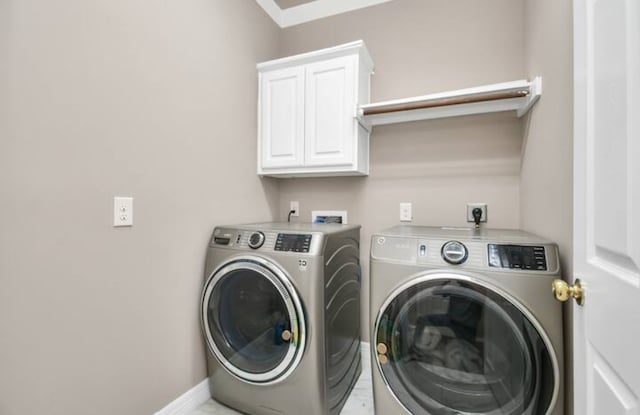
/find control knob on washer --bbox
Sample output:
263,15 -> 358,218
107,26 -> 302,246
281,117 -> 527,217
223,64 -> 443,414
441,240 -> 468,265
248,231 -> 265,249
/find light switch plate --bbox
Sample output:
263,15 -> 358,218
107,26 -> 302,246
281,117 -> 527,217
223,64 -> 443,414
113,197 -> 133,227
400,202 -> 412,222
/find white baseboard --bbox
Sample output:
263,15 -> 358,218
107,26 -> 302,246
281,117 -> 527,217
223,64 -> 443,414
156,342 -> 371,415
154,378 -> 210,415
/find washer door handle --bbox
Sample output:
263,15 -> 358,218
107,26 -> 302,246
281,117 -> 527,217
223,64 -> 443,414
377,343 -> 388,364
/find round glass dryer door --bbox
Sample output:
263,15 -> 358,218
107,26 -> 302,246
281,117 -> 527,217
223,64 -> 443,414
201,258 -> 306,384
375,275 -> 558,415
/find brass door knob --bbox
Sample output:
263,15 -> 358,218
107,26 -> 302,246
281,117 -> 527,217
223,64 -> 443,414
281,330 -> 292,342
552,279 -> 584,306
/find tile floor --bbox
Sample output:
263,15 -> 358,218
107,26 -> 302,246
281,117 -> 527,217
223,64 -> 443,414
188,352 -> 374,415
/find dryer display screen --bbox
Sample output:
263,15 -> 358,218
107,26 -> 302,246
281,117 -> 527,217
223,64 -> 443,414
488,244 -> 547,271
275,233 -> 312,253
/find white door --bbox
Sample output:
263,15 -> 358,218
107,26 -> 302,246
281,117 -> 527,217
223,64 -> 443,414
573,0 -> 640,414
259,66 -> 305,170
304,56 -> 356,167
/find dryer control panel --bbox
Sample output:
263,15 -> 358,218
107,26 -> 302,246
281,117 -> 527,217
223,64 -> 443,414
274,233 -> 312,253
488,244 -> 547,271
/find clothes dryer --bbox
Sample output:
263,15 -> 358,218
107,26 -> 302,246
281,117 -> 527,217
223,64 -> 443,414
201,222 -> 361,415
370,225 -> 564,415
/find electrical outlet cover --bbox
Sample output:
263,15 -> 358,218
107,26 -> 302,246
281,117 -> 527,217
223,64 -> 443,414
466,203 -> 488,223
400,202 -> 412,222
114,197 -> 133,227
290,201 -> 300,217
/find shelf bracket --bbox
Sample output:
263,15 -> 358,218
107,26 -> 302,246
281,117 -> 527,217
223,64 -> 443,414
355,110 -> 372,133
517,76 -> 542,117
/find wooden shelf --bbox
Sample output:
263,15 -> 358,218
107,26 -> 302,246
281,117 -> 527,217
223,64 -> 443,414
358,77 -> 542,128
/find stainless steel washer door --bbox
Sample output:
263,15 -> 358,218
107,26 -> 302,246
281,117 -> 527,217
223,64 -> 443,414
374,273 -> 558,415
201,257 -> 306,384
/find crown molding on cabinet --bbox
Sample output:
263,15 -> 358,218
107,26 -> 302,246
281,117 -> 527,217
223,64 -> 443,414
257,40 -> 374,72
255,0 -> 396,28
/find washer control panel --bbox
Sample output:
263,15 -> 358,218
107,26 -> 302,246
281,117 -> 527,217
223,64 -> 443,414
248,232 -> 266,249
441,241 -> 469,265
488,244 -> 547,271
275,233 -> 312,253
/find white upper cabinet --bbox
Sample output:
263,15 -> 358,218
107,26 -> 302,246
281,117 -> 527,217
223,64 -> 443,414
260,66 -> 305,169
257,41 -> 374,177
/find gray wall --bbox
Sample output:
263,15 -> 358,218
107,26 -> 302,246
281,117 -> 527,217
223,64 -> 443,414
522,0 -> 573,275
276,0 -> 526,339
522,0 -> 573,413
0,1 -> 280,414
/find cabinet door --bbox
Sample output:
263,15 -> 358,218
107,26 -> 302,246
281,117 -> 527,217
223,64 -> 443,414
259,66 -> 305,170
304,56 -> 356,167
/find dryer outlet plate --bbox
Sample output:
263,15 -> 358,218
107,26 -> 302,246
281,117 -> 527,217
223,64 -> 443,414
466,203 -> 488,223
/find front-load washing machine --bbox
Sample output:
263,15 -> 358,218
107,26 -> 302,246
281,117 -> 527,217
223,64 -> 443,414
370,225 -> 564,415
201,222 -> 362,415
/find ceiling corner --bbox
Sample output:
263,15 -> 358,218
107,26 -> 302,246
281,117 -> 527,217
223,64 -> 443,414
255,0 -> 397,29
255,0 -> 284,27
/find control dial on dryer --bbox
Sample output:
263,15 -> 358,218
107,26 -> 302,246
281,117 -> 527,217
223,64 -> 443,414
441,240 -> 468,264
248,232 -> 265,249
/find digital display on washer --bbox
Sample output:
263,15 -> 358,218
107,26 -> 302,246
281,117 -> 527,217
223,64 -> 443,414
488,244 -> 547,271
274,233 -> 312,253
